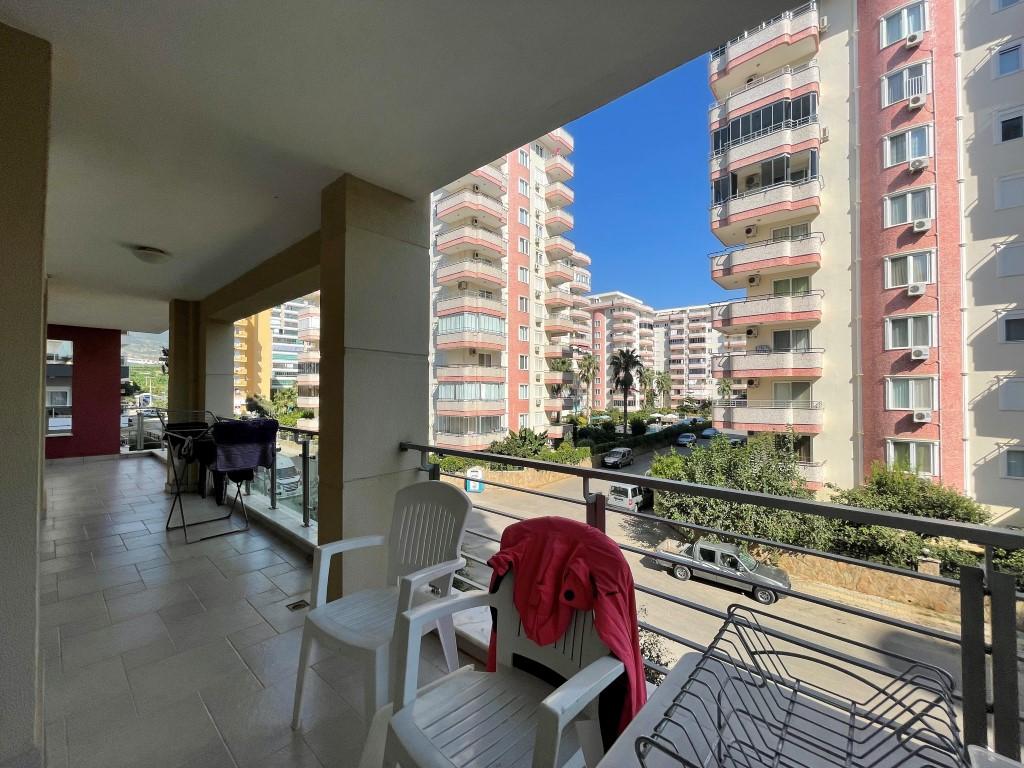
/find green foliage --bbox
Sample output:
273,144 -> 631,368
716,378 -> 734,401
606,407 -> 622,424
600,421 -> 616,435
245,396 -> 273,418
488,428 -> 548,458
129,364 -> 168,406
609,348 -> 644,429
655,371 -> 673,411
538,443 -> 591,466
629,417 -> 647,436
547,358 -> 573,373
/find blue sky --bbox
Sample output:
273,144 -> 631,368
568,57 -> 729,310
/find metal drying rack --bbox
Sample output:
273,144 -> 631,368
634,605 -> 965,768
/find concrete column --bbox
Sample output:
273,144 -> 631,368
318,175 -> 430,597
204,318 -> 235,417
167,301 -> 235,417
0,22 -> 50,768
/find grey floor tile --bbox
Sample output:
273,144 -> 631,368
170,742 -> 238,768
189,570 -> 278,609
120,636 -> 179,671
105,581 -> 195,623
260,563 -> 294,579
61,612 -> 170,671
251,740 -> 323,768
92,544 -> 169,572
254,592 -> 310,634
57,564 -> 141,601
44,716 -> 70,768
40,592 -> 108,630
163,598 -> 265,650
140,556 -> 220,587
301,710 -> 369,768
235,627 -> 333,688
40,554 -> 95,577
55,535 -> 127,558
267,569 -> 312,597
215,549 -> 287,577
227,620 -> 280,650
44,656 -> 131,723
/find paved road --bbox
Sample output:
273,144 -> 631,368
455,448 -> 967,697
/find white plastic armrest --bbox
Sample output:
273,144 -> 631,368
397,558 -> 466,611
392,590 -> 493,711
534,656 -> 625,768
310,534 -> 386,608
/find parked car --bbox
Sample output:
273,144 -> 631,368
700,427 -> 720,439
675,432 -> 697,447
601,447 -> 634,468
654,538 -> 791,605
257,455 -> 302,499
606,482 -> 653,512
728,436 -> 747,448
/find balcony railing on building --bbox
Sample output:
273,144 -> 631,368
710,116 -> 820,176
539,126 -> 574,156
544,154 -> 574,182
711,232 -> 824,288
435,327 -> 506,350
545,259 -> 575,282
709,60 -> 819,122
712,289 -> 823,333
434,189 -> 507,227
544,234 -> 575,258
711,176 -> 822,230
544,209 -> 574,235
436,290 -> 506,315
712,347 -> 824,377
435,225 -> 506,260
544,181 -> 574,208
435,364 -> 505,381
435,257 -> 506,288
713,398 -> 824,433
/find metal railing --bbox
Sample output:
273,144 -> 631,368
714,398 -> 823,409
400,441 -> 1024,759
711,114 -> 818,159
709,2 -> 816,60
708,231 -> 825,261
709,60 -> 819,109
710,174 -> 823,210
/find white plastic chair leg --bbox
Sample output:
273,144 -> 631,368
435,615 -> 459,673
366,646 -> 389,720
291,624 -> 315,730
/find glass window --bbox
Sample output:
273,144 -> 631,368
518,208 -> 529,225
881,2 -> 925,47
1007,449 -> 1024,478
886,188 -> 931,225
885,125 -> 930,165
45,340 -> 74,437
773,381 -> 812,402
518,413 -> 529,429
518,384 -> 529,399
997,243 -> 1024,277
997,43 -> 1022,76
518,237 -> 529,255
1004,316 -> 1024,341
518,297 -> 529,312
887,315 -> 932,348
518,148 -> 530,167
884,63 -> 928,105
997,0 -> 1021,8
773,328 -> 810,351
772,276 -> 811,295
518,355 -> 529,370
771,223 -> 810,241
518,326 -> 528,341
887,377 -> 934,409
889,440 -> 935,475
996,174 -> 1024,209
999,109 -> 1023,142
517,266 -> 529,283
886,251 -> 932,286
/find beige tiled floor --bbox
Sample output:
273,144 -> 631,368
40,455 -> 459,768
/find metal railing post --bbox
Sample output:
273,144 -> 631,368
586,492 -> 606,533
301,438 -> 311,527
990,569 -> 1020,760
269,447 -> 278,509
429,462 -> 440,481
959,565 -> 987,750
135,411 -> 145,451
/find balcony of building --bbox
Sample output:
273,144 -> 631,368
611,306 -> 637,320
543,370 -> 575,385
711,177 -> 822,244
296,393 -> 320,409
569,306 -> 590,322
709,60 -> 819,126
297,318 -> 320,343
570,268 -> 591,294
711,232 -> 823,288
545,313 -> 575,334
712,347 -> 824,378
712,398 -> 823,433
434,430 -> 507,450
710,117 -> 821,177
297,348 -> 321,364
538,126 -> 575,156
544,259 -> 574,284
543,396 -> 574,412
544,154 -> 574,182
435,257 -> 507,289
544,288 -> 574,308
296,369 -> 320,387
446,163 -> 507,199
435,364 -> 505,382
544,234 -> 575,259
708,2 -> 820,99
796,459 -> 826,488
434,189 -> 507,229
544,343 -> 574,359
435,328 -> 506,351
544,181 -> 575,208
436,290 -> 506,316
570,250 -> 591,267
435,225 -> 506,261
544,209 -> 574,235
638,326 -> 654,338
435,397 -> 506,417
711,289 -> 823,334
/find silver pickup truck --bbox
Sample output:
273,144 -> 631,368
655,537 -> 791,605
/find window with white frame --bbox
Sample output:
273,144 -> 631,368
885,314 -> 934,348
1006,448 -> 1024,478
995,40 -> 1022,78
996,173 -> 1024,209
998,377 -> 1024,410
518,297 -> 529,312
534,143 -> 545,158
883,62 -> 929,106
886,377 -> 935,409
518,325 -> 528,341
518,148 -> 530,167
996,106 -> 1023,143
881,2 -> 926,47
885,250 -> 933,286
996,243 -> 1024,277
518,384 -> 529,400
518,236 -> 529,255
885,187 -> 932,226
517,266 -> 529,283
518,354 -> 529,370
518,413 -> 529,429
46,387 -> 71,407
518,178 -> 529,196
995,0 -> 1021,10
518,207 -> 529,225
884,125 -> 931,166
1000,311 -> 1024,341
887,439 -> 937,475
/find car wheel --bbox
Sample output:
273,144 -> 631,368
752,587 -> 776,605
672,564 -> 692,581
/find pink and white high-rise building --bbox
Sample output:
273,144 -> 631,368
705,0 -> 1024,517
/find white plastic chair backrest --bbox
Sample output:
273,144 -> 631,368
492,572 -> 611,682
386,481 -> 471,587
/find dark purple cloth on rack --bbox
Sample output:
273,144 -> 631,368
211,418 -> 278,474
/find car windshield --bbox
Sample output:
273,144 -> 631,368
278,466 -> 299,479
610,449 -> 626,456
737,550 -> 757,570
610,485 -> 629,496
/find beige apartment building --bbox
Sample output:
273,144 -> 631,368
231,312 -> 273,411
706,0 -> 1023,513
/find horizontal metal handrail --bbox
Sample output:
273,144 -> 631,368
437,291 -> 506,304
710,115 -> 819,158
709,60 -> 818,109
715,399 -> 823,409
710,175 -> 822,209
708,231 -> 825,259
436,327 -> 506,337
709,2 -> 816,60
434,189 -> 506,212
401,442 -> 1024,549
713,347 -> 825,357
435,364 -> 506,371
716,289 -> 825,307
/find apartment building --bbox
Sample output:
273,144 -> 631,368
231,312 -> 273,411
269,297 -> 312,391
705,0 -> 1024,514
429,129 -> 592,449
586,292 -> 655,412
653,304 -> 725,404
296,293 -> 320,430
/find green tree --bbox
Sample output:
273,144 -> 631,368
638,367 -> 656,409
716,377 -> 734,401
576,354 -> 599,417
655,370 -> 672,410
609,348 -> 644,435
488,428 -> 548,458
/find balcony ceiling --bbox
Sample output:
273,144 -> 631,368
0,0 -> 788,331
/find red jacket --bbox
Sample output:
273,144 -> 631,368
486,516 -> 647,737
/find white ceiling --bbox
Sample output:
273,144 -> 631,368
1,0 -> 789,332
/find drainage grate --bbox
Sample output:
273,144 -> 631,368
286,599 -> 309,612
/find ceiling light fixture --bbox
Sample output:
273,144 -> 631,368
128,244 -> 172,264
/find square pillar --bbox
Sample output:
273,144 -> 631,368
318,175 -> 430,597
0,22 -> 50,768
167,300 -> 235,417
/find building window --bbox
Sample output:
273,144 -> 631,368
997,243 -> 1024,277
995,41 -> 1022,78
1006,449 -> 1024,478
998,378 -> 1024,410
518,178 -> 529,196
881,1 -> 925,47
996,173 -> 1024,209
518,148 -> 530,167
996,106 -> 1024,143
770,223 -> 811,241
885,314 -> 933,348
884,125 -> 931,166
518,384 -> 529,400
772,276 -> 810,295
519,413 -> 529,429
518,325 -> 528,341
887,440 -> 937,475
885,187 -> 932,226
886,377 -> 935,410
772,328 -> 811,351
518,354 -> 529,370
885,250 -> 933,287
995,0 -> 1021,9
518,207 -> 529,226
1000,311 -> 1024,341
882,62 -> 929,106
518,296 -> 529,312
516,266 -> 530,284
518,237 -> 529,255
710,94 -> 818,155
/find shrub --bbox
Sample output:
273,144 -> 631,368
601,421 -> 616,435
629,417 -> 647,436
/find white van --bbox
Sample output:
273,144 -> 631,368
274,455 -> 302,498
606,483 -> 653,513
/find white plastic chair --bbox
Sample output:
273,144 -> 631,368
291,480 -> 471,727
383,572 -> 626,768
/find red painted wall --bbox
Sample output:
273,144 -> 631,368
46,324 -> 123,459
856,0 -> 963,486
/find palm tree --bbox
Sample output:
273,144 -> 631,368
576,354 -> 599,417
638,367 -> 655,409
655,370 -> 672,410
609,348 -> 644,431
716,377 -> 734,402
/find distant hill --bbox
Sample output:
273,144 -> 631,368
123,331 -> 168,364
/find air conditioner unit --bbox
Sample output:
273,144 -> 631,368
472,184 -> 480,193
471,217 -> 480,226
535,399 -> 542,407
534,346 -> 540,354
819,14 -> 829,32
535,374 -> 541,382
746,378 -> 759,387
908,93 -> 926,110
744,225 -> 758,238
534,290 -> 541,299
747,274 -> 761,286
908,157 -> 929,173
905,31 -> 924,48
821,126 -> 830,141
472,251 -> 481,259
907,282 -> 927,296
745,327 -> 758,338
911,345 -> 930,360
912,218 -> 932,233
469,348 -> 477,356
457,281 -> 469,291
912,409 -> 932,423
